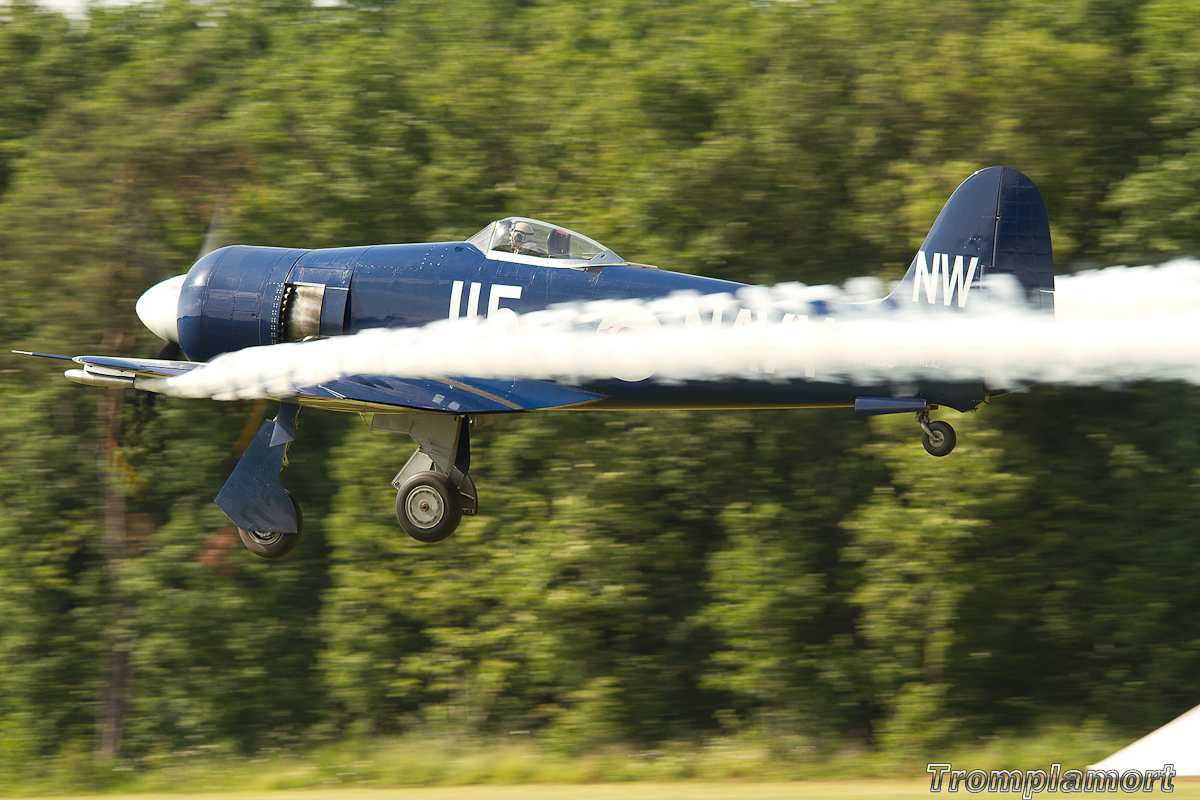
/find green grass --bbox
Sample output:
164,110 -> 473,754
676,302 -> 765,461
0,785 -> 924,800
0,726 -> 1187,798
15,782 -> 1200,800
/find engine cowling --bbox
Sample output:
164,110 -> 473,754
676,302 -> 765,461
137,242 -> 428,362
173,246 -> 304,362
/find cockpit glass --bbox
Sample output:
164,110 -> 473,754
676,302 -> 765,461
473,217 -> 621,267
465,223 -> 494,251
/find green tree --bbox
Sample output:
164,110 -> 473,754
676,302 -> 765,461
843,414 -> 1027,755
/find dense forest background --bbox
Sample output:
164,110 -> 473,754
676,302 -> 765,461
2,0 -> 1200,772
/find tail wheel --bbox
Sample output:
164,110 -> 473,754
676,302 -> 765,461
396,471 -> 463,543
922,420 -> 956,457
238,492 -> 302,559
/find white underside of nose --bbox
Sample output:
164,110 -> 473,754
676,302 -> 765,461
136,274 -> 186,344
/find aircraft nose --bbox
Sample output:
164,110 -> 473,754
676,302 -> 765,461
136,274 -> 186,344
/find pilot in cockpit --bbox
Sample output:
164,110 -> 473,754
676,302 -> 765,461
509,221 -> 547,256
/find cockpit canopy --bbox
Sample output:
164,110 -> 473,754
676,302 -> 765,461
466,217 -> 627,269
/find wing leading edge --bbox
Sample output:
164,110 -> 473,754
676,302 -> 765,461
14,351 -> 605,414
13,352 -> 201,388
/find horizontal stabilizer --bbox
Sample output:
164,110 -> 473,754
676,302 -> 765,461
854,397 -> 929,416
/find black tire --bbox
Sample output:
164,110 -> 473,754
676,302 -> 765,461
921,420 -> 956,457
396,471 -> 463,543
238,492 -> 303,559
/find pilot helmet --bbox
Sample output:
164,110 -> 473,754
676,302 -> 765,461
512,221 -> 535,245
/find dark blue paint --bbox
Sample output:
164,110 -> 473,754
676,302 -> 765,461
319,287 -> 349,336
994,168 -> 1055,310
301,374 -> 604,414
893,166 -> 1054,307
214,402 -> 300,533
854,397 -> 930,416
170,166 -> 1053,416
177,245 -> 305,361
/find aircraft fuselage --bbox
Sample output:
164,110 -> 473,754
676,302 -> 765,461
177,241 -> 982,413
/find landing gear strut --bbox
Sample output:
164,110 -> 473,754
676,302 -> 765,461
372,413 -> 479,544
917,409 -> 956,457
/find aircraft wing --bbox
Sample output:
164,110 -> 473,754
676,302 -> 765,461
16,351 -> 605,413
291,375 -> 607,414
73,355 -> 200,377
14,351 -> 202,388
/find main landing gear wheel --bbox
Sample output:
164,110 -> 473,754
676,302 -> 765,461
396,471 -> 463,544
237,491 -> 303,559
921,420 -> 957,457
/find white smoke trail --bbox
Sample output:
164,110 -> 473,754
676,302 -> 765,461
136,260 -> 1200,401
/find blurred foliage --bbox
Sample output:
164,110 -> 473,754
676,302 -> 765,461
1,0 -> 1199,773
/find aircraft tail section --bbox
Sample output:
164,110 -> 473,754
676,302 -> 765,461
889,166 -> 1054,313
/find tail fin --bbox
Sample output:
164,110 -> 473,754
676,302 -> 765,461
889,167 -> 1054,313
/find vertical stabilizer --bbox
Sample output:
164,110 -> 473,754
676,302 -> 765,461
890,167 -> 1054,312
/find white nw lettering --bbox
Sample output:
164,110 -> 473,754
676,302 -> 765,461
943,255 -> 978,307
911,251 -> 979,307
913,251 -> 940,305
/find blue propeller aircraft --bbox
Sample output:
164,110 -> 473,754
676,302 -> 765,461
20,166 -> 1054,558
